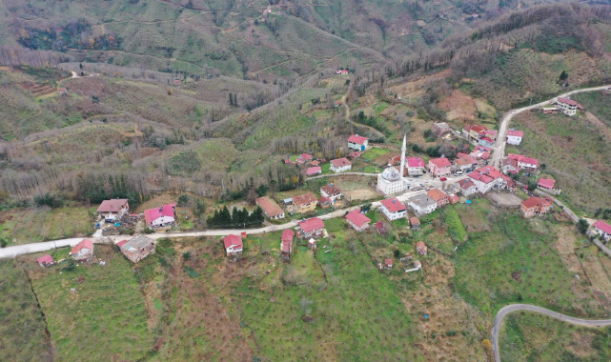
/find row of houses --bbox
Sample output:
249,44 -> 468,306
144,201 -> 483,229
256,184 -> 343,219
96,199 -> 177,228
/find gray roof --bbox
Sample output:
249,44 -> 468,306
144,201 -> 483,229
122,235 -> 155,251
408,194 -> 436,207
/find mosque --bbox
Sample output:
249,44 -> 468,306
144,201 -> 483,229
376,135 -> 410,195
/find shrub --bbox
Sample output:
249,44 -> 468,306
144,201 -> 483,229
177,194 -> 190,207
34,193 -> 64,208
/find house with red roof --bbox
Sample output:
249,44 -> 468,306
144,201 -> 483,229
554,97 -> 583,116
320,184 -> 342,203
318,196 -> 332,209
468,166 -> 507,194
507,129 -> 524,145
521,197 -> 552,218
484,129 -> 498,140
330,157 -> 352,172
469,145 -> 491,161
96,199 -> 129,222
223,234 -> 243,257
296,153 -> 313,165
538,178 -> 556,191
380,198 -> 407,221
385,258 -> 393,269
281,229 -> 294,260
462,125 -> 472,138
336,69 -> 349,75
297,217 -> 325,239
469,125 -> 488,139
406,157 -> 425,176
348,134 -> 369,151
593,220 -> 611,242
478,136 -> 495,148
507,154 -> 539,171
453,156 -> 476,174
416,241 -> 427,256
455,178 -> 477,197
70,239 -> 95,261
306,166 -> 322,176
410,217 -> 420,230
37,254 -> 54,267
428,157 -> 451,177
375,221 -> 389,236
502,157 -> 519,174
144,204 -> 176,228
292,193 -> 318,213
256,196 -> 285,220
427,189 -> 449,208
345,209 -> 371,231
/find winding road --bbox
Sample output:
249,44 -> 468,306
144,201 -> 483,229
491,304 -> 611,362
490,84 -> 611,168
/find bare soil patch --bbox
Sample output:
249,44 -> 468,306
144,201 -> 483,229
438,89 -> 476,121
486,192 -> 523,207
555,226 -> 582,274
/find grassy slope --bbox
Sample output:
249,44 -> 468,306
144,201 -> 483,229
0,206 -> 94,245
454,202 -> 607,317
32,246 -> 154,361
512,110 -> 611,214
500,311 -> 611,362
0,260 -> 51,362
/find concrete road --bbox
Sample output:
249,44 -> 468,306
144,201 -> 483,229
490,84 -> 611,168
491,304 -> 611,362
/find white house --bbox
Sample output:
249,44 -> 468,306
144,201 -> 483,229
554,97 -> 583,116
507,129 -> 524,145
467,166 -> 506,194
330,157 -> 352,172
70,239 -> 95,261
593,220 -> 611,242
320,184 -> 342,203
144,203 -> 176,228
456,178 -> 478,197
407,194 -> 437,215
223,234 -> 243,257
406,157 -> 425,176
96,199 -> 129,222
348,134 -> 369,151
379,198 -> 407,221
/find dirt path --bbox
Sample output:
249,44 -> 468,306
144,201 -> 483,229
491,304 -> 611,362
340,84 -> 385,139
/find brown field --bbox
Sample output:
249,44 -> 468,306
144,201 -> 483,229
438,89 -> 476,121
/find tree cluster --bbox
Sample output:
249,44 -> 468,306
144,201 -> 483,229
207,205 -> 264,228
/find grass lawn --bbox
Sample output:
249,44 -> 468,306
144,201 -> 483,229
500,311 -> 611,361
31,246 -> 154,361
0,205 -> 95,245
454,210 -> 607,316
440,205 -> 467,242
361,147 -> 390,162
321,162 -> 332,174
0,260 -> 51,361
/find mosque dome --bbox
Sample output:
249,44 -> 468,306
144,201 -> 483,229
381,167 -> 401,182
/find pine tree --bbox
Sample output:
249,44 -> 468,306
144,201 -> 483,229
229,92 -> 234,106
559,70 -> 568,81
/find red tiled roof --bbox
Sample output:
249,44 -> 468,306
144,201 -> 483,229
538,178 -> 555,189
521,157 -> 539,166
306,167 -> 321,176
459,178 -> 476,189
385,258 -> 393,266
293,193 -> 317,206
348,134 -> 369,145
470,125 -> 487,134
331,158 -> 351,167
468,166 -> 502,184
37,254 -> 54,264
224,234 -> 243,250
522,197 -> 551,209
282,229 -> 294,243
71,239 -> 93,255
557,97 -> 581,106
449,194 -> 460,204
410,217 -> 420,225
298,153 -> 312,161
481,152 -> 490,160
321,184 -> 341,196
479,136 -> 494,143
594,220 -> 611,234
116,240 -> 128,248
507,129 -> 524,137
298,217 -> 325,232
463,125 -> 471,132
484,130 -> 497,136
97,199 -> 128,213
144,204 -> 176,226
416,241 -> 426,250
407,157 -> 425,168
429,157 -> 451,168
380,198 -> 406,213
346,209 -> 371,228
318,196 -> 332,205
256,197 -> 284,218
427,188 -> 448,202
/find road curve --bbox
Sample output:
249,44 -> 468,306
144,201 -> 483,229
490,84 -> 611,168
491,304 -> 611,362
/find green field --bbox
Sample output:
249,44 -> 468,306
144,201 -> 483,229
0,206 -> 94,245
32,246 -> 154,361
500,311 -> 611,361
0,260 -> 51,361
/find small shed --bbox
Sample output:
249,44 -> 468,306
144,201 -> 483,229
307,238 -> 317,250
416,241 -> 427,256
375,221 -> 389,236
410,217 -> 421,231
37,254 -> 54,267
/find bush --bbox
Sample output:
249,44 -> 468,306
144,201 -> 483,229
0,238 -> 7,248
143,227 -> 154,234
577,219 -> 589,234
177,194 -> 190,207
34,193 -> 65,208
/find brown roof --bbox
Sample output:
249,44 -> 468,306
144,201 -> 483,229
331,158 -> 351,168
522,197 -> 552,209
97,199 -> 128,213
410,217 -> 420,226
292,192 -> 317,207
321,184 -> 341,196
427,188 -> 448,202
255,196 -> 284,217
